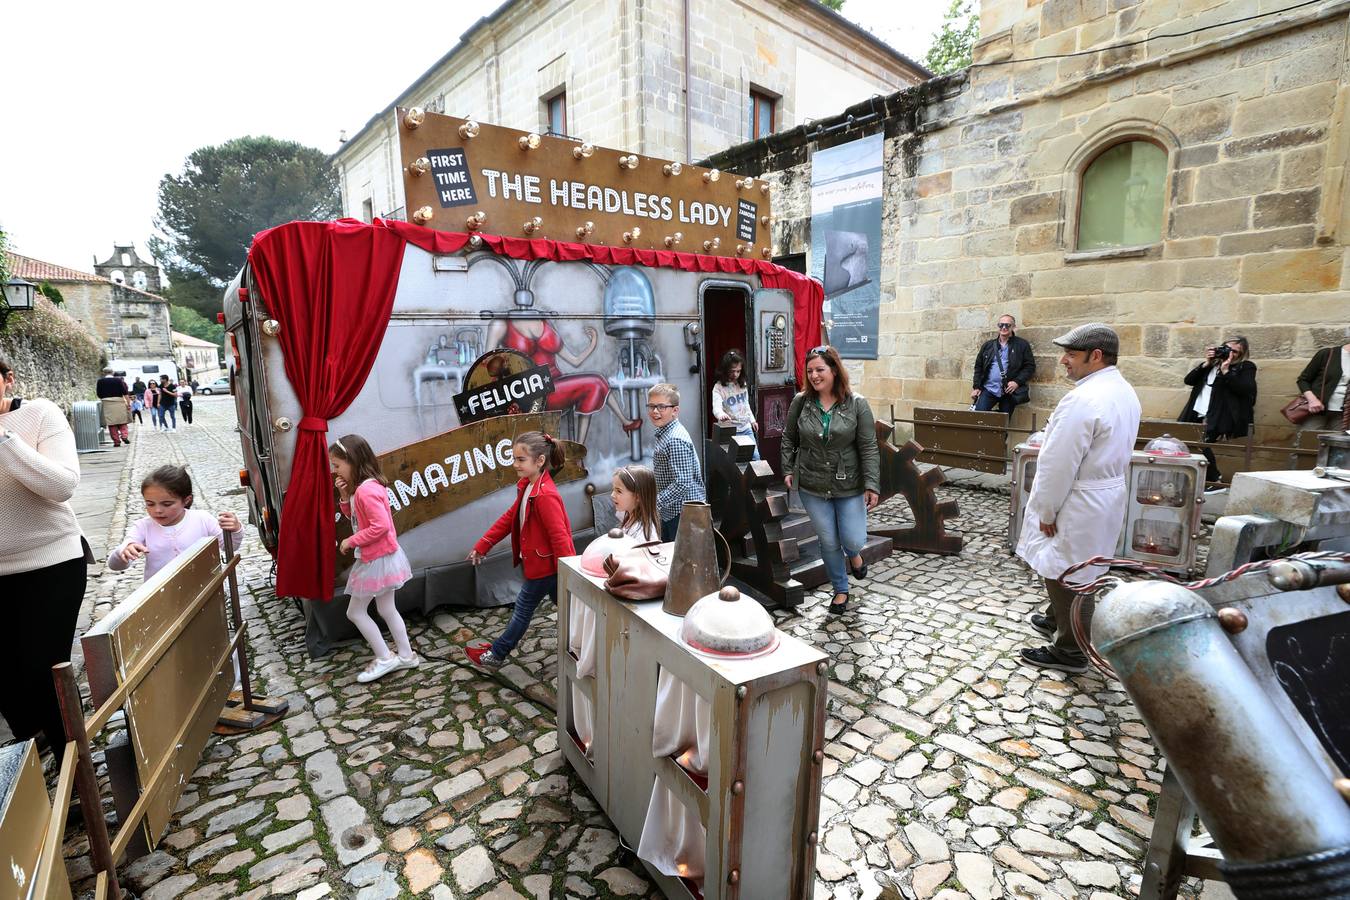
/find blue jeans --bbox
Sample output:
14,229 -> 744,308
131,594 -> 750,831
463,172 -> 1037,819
491,574 -> 557,659
661,516 -> 680,542
161,406 -> 177,428
799,490 -> 868,594
974,388 -> 1015,415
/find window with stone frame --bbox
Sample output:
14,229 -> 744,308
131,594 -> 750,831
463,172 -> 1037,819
1077,140 -> 1167,251
545,92 -> 567,137
748,90 -> 776,141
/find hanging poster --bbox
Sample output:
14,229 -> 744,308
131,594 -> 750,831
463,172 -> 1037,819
809,133 -> 882,360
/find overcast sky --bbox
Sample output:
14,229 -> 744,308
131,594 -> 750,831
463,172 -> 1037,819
1,0 -> 953,274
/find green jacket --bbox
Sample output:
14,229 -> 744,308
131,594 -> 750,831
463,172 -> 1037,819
781,392 -> 880,498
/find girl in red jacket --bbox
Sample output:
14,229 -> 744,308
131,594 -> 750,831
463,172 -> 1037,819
330,434 -> 418,683
465,431 -> 576,669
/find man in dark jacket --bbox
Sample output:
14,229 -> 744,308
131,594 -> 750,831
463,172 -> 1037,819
970,314 -> 1035,415
1178,337 -> 1256,483
1295,342 -> 1350,433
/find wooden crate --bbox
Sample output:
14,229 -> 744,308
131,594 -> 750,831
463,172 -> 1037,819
558,557 -> 828,899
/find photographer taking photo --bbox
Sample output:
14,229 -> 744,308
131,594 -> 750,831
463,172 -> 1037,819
1178,337 -> 1256,483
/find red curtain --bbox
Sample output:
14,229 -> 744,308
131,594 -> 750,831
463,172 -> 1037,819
251,218 -> 823,600
247,220 -> 407,601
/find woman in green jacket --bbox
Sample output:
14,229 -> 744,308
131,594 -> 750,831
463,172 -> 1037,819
782,345 -> 880,614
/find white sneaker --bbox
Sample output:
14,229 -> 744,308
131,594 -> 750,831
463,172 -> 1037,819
356,655 -> 402,683
394,653 -> 420,672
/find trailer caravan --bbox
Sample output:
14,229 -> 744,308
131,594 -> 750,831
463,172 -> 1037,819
227,111 -> 820,654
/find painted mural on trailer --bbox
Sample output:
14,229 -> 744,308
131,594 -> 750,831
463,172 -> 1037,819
342,251 -> 706,552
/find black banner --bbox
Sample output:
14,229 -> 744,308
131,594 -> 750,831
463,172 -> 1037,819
428,148 -> 478,207
454,364 -> 555,423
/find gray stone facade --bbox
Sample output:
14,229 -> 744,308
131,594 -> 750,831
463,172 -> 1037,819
706,0 -> 1350,444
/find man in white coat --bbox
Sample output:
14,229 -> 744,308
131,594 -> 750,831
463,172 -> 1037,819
1016,323 -> 1141,673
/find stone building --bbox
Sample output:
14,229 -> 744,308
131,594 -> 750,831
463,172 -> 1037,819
707,0 -> 1350,446
334,0 -> 929,221
173,330 -> 224,384
5,250 -> 174,361
93,242 -> 161,293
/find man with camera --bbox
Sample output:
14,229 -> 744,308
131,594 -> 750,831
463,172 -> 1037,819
970,314 -> 1035,415
1178,337 -> 1256,484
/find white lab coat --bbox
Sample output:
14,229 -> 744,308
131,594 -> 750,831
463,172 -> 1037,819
1017,366 -> 1141,586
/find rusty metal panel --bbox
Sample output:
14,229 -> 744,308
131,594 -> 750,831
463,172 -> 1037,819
81,538 -> 233,847
912,407 -> 1007,474
396,109 -> 771,259
558,558 -> 827,899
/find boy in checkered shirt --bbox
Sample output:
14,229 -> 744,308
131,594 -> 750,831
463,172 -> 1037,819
646,383 -> 705,541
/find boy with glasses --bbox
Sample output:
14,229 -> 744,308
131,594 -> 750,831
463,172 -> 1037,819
647,383 -> 705,541
971,315 -> 1036,415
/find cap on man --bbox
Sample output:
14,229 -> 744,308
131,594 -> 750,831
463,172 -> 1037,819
1014,322 -> 1140,674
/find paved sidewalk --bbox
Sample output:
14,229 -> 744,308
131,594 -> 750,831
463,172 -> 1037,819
52,399 -> 1227,900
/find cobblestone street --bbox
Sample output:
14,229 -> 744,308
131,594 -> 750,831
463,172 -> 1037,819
60,398 -> 1220,900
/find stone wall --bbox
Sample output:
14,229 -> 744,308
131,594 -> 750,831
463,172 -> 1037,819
335,0 -> 925,220
0,296 -> 104,416
707,1 -> 1350,443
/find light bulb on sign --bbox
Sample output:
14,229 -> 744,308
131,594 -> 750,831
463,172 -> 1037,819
622,227 -> 642,243
468,234 -> 483,249
403,107 -> 426,129
458,120 -> 481,139
663,162 -> 682,176
465,211 -> 487,231
575,221 -> 595,239
261,319 -> 281,336
760,182 -> 769,195
760,247 -> 772,259
408,157 -> 430,177
703,169 -> 720,183
618,154 -> 639,170
760,215 -> 770,227
572,142 -> 594,160
523,216 -> 543,235
664,232 -> 683,248
736,244 -> 749,257
736,178 -> 754,191
412,206 -> 434,225
702,237 -> 721,252
518,133 -> 542,151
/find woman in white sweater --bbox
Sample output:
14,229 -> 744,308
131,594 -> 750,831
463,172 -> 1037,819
0,356 -> 91,750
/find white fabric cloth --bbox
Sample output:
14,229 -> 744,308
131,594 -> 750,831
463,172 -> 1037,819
1191,365 -> 1219,417
518,479 -> 534,530
1329,347 -> 1350,412
1016,366 -> 1140,586
637,780 -> 707,884
651,668 -> 711,774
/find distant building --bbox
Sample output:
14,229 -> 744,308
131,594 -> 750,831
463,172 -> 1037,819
5,248 -> 173,360
93,243 -> 161,293
334,0 -> 929,221
173,330 -> 223,384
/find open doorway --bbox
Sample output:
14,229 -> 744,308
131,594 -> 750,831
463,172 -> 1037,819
699,282 -> 753,441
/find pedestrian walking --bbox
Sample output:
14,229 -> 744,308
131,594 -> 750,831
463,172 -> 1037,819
465,431 -> 575,670
781,345 -> 880,615
970,314 -> 1035,415
95,367 -> 132,447
145,382 -> 163,430
108,465 -> 242,580
330,434 -> 419,683
158,376 -> 179,430
1016,323 -> 1140,673
0,354 -> 94,751
648,383 -> 705,541
178,381 -> 195,425
711,349 -> 760,460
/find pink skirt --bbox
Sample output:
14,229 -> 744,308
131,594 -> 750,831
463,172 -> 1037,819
346,545 -> 413,597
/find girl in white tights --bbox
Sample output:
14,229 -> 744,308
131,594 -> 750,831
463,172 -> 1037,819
329,434 -> 418,683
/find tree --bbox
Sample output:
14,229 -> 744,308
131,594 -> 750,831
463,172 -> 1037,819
37,281 -> 64,306
819,0 -> 845,10
924,0 -> 980,75
151,136 -> 340,318
170,305 -> 225,350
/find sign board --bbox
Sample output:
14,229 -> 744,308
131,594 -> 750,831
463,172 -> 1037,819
396,108 -> 772,260
810,134 -> 883,359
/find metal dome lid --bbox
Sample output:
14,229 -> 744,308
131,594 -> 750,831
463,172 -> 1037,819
1143,434 -> 1190,457
581,528 -> 640,578
1026,430 -> 1046,447
680,586 -> 780,658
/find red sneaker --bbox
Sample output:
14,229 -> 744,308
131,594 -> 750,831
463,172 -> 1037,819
465,644 -> 504,669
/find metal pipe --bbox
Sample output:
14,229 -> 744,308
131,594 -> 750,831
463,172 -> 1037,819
1093,581 -> 1350,864
53,662 -> 123,900
1267,558 -> 1350,591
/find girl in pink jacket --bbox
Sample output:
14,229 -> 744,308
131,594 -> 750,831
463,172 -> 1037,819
330,434 -> 417,683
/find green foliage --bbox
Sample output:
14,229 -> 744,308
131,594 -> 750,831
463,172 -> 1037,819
36,281 -> 64,306
0,228 -> 9,284
170,304 -> 225,350
0,295 -> 104,405
819,0 -> 846,10
153,135 -> 340,319
924,0 -> 980,75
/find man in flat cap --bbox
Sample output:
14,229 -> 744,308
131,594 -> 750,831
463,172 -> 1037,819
1016,323 -> 1140,673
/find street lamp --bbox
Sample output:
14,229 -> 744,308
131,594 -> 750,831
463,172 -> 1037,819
1,277 -> 36,328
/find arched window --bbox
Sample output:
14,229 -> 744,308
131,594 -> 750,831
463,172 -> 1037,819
132,271 -> 148,290
1077,140 -> 1167,251
109,270 -> 125,284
